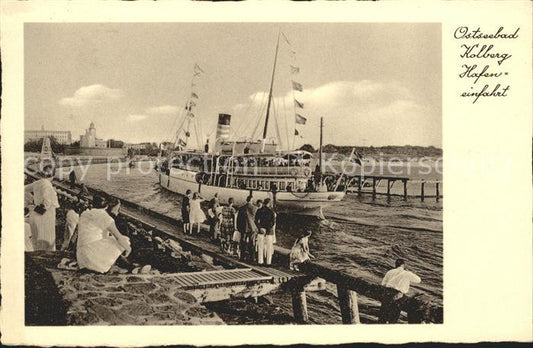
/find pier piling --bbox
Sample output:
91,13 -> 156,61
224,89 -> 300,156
436,182 -> 440,202
421,182 -> 425,202
337,285 -> 360,324
372,178 -> 376,200
386,180 -> 391,201
291,287 -> 308,323
358,176 -> 362,196
403,180 -> 408,201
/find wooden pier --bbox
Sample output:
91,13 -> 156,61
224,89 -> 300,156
344,175 -> 443,202
25,169 -> 442,324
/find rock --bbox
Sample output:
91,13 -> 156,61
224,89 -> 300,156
126,276 -> 145,283
120,302 -> 154,317
120,282 -> 157,295
144,291 -> 172,304
113,293 -> 142,301
185,306 -> 212,318
172,290 -> 198,305
69,310 -> 101,325
152,311 -> 188,323
89,296 -> 124,307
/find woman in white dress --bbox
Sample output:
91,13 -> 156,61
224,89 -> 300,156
24,165 -> 60,251
76,195 -> 132,273
189,192 -> 206,234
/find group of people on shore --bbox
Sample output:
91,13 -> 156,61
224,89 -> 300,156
24,165 -> 149,274
180,190 -> 312,267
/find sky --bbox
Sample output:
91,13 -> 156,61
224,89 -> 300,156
24,23 -> 441,148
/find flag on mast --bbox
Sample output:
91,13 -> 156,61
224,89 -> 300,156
194,63 -> 204,76
295,114 -> 307,125
294,99 -> 304,109
292,81 -> 303,92
191,92 -> 199,99
290,65 -> 300,74
282,32 -> 291,46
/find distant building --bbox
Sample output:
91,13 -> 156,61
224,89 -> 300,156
124,143 -> 150,150
80,122 -> 107,148
24,126 -> 72,145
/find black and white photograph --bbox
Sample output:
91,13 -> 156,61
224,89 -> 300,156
22,22 -> 443,326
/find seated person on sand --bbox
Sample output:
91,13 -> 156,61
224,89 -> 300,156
76,194 -> 134,274
289,230 -> 315,271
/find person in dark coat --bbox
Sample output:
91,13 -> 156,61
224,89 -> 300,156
69,170 -> 77,189
236,195 -> 258,262
182,189 -> 192,234
255,198 -> 276,265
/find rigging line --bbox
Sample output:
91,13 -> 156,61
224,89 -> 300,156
251,92 -> 269,140
167,109 -> 181,143
193,114 -> 202,150
249,92 -> 267,138
262,29 -> 281,141
283,94 -> 290,151
272,99 -> 283,148
231,92 -> 260,139
171,103 -> 189,147
171,111 -> 187,147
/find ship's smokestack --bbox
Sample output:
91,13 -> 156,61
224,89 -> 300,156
216,113 -> 231,142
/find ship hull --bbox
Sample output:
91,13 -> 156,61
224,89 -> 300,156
158,170 -> 344,219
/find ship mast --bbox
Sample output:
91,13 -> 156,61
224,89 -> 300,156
261,30 -> 281,152
319,117 -> 324,174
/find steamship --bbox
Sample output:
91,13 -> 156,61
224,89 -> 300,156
156,33 -> 346,218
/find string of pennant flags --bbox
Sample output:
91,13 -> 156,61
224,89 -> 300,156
177,63 -> 204,150
283,31 -> 306,140
290,63 -> 306,138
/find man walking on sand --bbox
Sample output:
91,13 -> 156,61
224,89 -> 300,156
378,258 -> 421,323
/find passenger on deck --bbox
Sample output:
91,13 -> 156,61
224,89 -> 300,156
255,198 -> 276,266
25,164 -> 60,251
189,192 -> 206,235
289,230 -> 314,271
236,195 -> 258,262
182,189 -> 192,234
378,258 -> 422,324
76,195 -> 132,274
220,198 -> 237,254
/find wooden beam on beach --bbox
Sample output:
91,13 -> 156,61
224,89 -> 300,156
337,285 -> 360,324
291,286 -> 308,323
